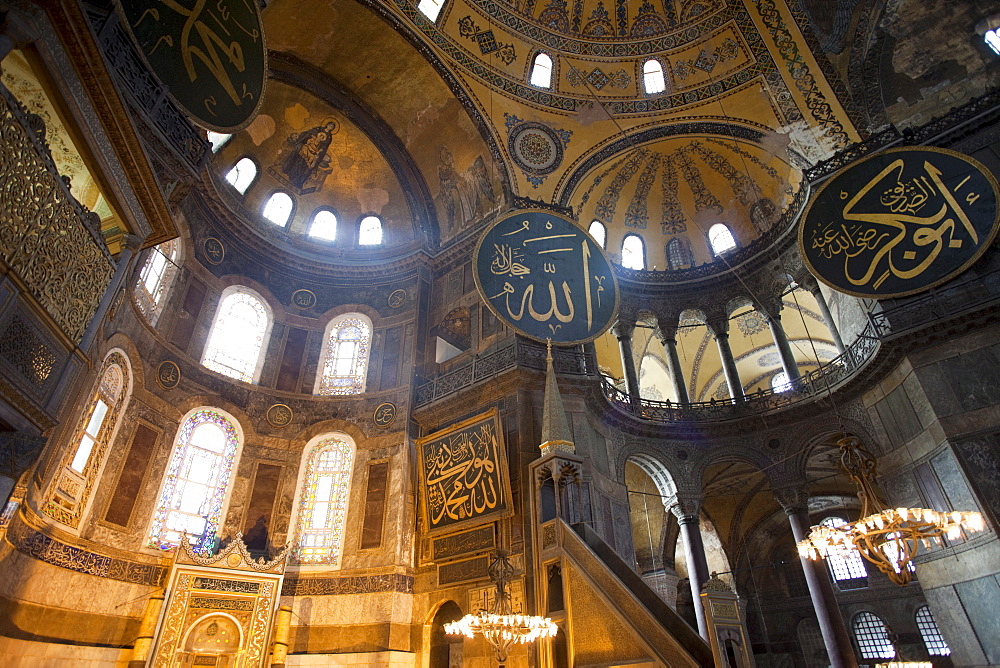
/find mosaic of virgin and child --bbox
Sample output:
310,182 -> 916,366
270,118 -> 340,194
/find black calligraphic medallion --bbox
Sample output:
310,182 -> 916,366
416,409 -> 513,536
203,237 -> 225,265
291,289 -> 316,309
474,211 -> 618,344
800,147 -> 1000,299
116,0 -> 266,132
265,403 -> 293,428
156,360 -> 181,389
373,402 -> 397,428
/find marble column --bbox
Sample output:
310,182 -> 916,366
708,318 -> 743,400
129,593 -> 165,668
670,497 -> 711,641
774,485 -> 858,668
799,275 -> 846,353
271,605 -> 293,668
656,321 -> 689,404
759,300 -> 802,383
612,320 -> 641,409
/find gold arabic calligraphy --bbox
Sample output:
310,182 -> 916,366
487,218 -> 607,336
423,422 -> 502,527
809,159 -> 983,291
135,0 -> 259,116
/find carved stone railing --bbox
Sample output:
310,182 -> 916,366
85,3 -> 209,174
601,321 -> 883,423
413,339 -> 596,407
0,82 -> 115,344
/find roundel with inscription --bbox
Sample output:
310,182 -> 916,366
117,0 -> 267,132
799,146 -> 999,300
474,211 -> 618,344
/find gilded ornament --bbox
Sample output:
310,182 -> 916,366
155,360 -> 181,389
266,403 -> 293,428
291,289 -> 317,309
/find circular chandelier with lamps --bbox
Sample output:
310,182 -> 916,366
444,550 -> 558,662
797,436 -> 985,586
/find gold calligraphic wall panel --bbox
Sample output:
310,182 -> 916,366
800,146 -> 1000,299
416,409 -> 513,536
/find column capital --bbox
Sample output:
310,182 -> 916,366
796,272 -> 821,294
668,493 -> 703,522
754,295 -> 784,322
705,315 -> 729,338
610,319 -> 635,340
773,483 -> 810,515
654,318 -> 678,343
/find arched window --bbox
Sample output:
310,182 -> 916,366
207,131 -> 231,152
417,0 -> 445,21
852,612 -> 895,660
201,287 -> 272,383
666,237 -> 691,270
309,209 -> 338,241
134,240 -> 179,325
44,351 -> 131,526
262,191 -> 294,227
148,409 -> 242,551
771,371 -> 791,392
709,223 -> 737,255
588,220 -> 606,248
621,234 -> 645,270
819,517 -> 868,587
316,314 -> 372,395
986,29 -> 1000,55
530,52 -> 553,88
225,157 -> 257,194
358,215 -> 383,246
291,434 -> 356,565
915,606 -> 950,656
643,59 -> 666,94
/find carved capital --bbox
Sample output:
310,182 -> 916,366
754,296 -> 783,322
796,272 -> 820,294
654,318 -> 678,343
668,494 -> 703,522
705,316 -> 729,338
772,484 -> 810,515
610,318 -> 635,340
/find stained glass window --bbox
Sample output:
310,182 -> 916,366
709,223 -> 737,255
531,52 -> 553,88
853,612 -> 895,660
588,220 -> 606,248
225,157 -> 257,194
915,605 -> 950,656
358,215 -> 383,246
292,435 -> 355,565
819,517 -> 868,586
316,315 -> 371,395
70,363 -> 124,473
134,240 -> 179,325
622,234 -> 645,270
201,288 -> 271,383
643,59 -> 666,94
148,409 -> 241,552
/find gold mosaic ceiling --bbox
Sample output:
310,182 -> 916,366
247,0 -> 859,257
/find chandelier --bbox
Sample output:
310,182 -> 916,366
445,550 -> 558,662
797,436 -> 984,586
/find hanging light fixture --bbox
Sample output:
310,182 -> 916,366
797,436 -> 985,586
445,550 -> 558,661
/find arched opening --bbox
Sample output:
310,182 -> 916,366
429,601 -> 464,667
530,52 -> 553,88
708,223 -> 737,255
643,58 -> 666,94
225,157 -> 257,194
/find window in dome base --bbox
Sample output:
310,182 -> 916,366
531,53 -> 553,89
225,157 -> 257,194
417,0 -> 445,22
309,209 -> 338,241
709,223 -> 737,255
262,192 -> 294,227
588,220 -> 606,248
622,234 -> 645,270
358,215 -> 383,246
643,59 -> 666,94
